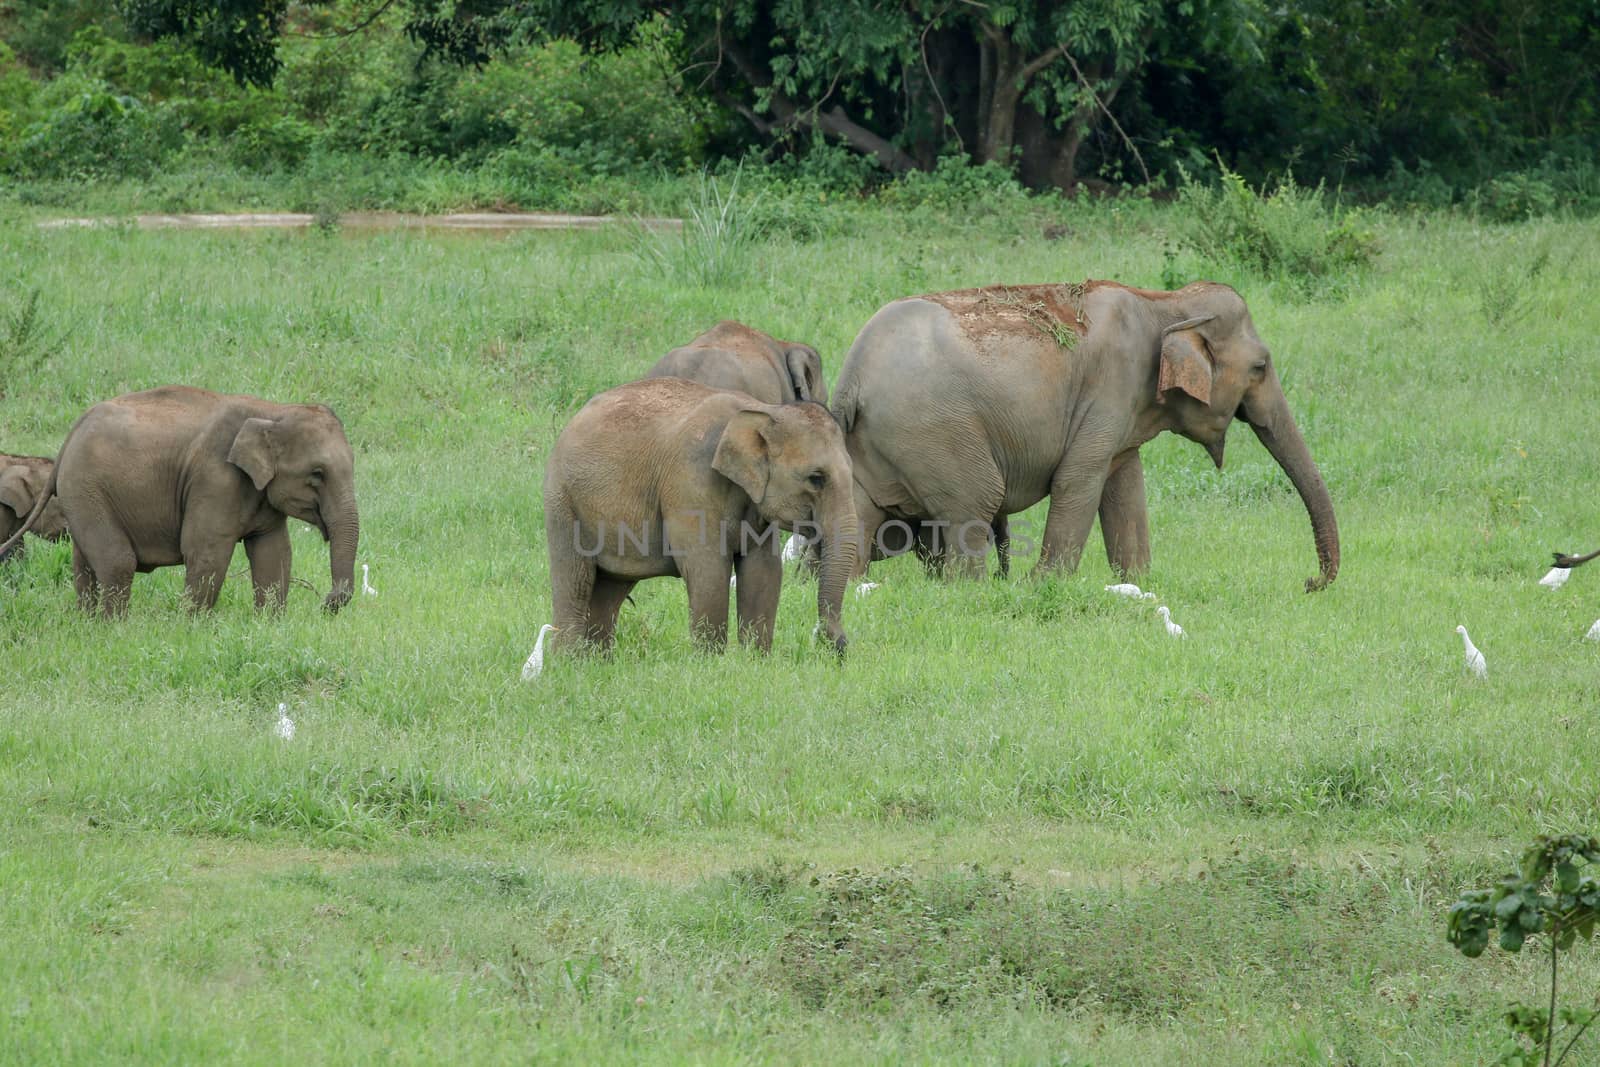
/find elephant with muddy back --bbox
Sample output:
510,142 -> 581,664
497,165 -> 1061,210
0,386 -> 360,616
828,280 -> 1339,590
0,453 -> 68,561
543,377 -> 858,657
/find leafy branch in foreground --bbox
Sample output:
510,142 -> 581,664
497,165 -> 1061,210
1448,833 -> 1600,1067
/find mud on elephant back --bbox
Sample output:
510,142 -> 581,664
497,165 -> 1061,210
0,386 -> 360,617
828,280 -> 1339,591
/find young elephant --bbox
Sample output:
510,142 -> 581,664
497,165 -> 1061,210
0,453 -> 68,560
645,320 -> 828,406
543,378 -> 858,656
0,386 -> 360,617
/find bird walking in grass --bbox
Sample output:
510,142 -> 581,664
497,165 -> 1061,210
1156,605 -> 1185,639
855,581 -> 880,598
1586,619 -> 1600,642
361,563 -> 378,596
1106,583 -> 1156,600
1455,625 -> 1487,679
1538,566 -> 1570,589
783,534 -> 808,563
275,702 -> 295,741
522,624 -> 558,681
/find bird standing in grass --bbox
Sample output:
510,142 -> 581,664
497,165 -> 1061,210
275,703 -> 295,740
783,534 -> 807,562
361,563 -> 378,596
1538,566 -> 1570,589
1156,606 -> 1185,638
855,581 -> 880,598
522,624 -> 558,681
1455,625 -> 1487,679
1106,583 -> 1156,600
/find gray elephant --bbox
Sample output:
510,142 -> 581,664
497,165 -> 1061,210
0,386 -> 360,616
645,320 -> 828,406
830,280 -> 1339,590
543,377 -> 858,656
0,453 -> 68,560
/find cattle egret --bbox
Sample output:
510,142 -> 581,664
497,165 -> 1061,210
855,581 -> 880,598
1106,582 -> 1156,600
1586,619 -> 1600,642
783,534 -> 808,562
275,702 -> 295,741
1156,605 -> 1185,638
522,624 -> 558,681
361,563 -> 378,596
1539,567 -> 1571,589
730,574 -> 737,588
1455,625 -> 1487,679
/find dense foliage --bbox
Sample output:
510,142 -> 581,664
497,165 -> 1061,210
0,0 -> 1594,210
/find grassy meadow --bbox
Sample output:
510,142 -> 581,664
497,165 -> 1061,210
2,198 -> 1598,1064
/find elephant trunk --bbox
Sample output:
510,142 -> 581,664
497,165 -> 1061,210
1250,396 -> 1339,592
323,484 -> 360,613
815,482 -> 859,656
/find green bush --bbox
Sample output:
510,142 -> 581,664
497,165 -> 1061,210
1175,162 -> 1378,286
228,114 -> 314,171
13,73 -> 183,178
1478,173 -> 1560,223
878,154 -> 1031,214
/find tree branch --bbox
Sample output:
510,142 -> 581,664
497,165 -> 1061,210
1063,50 -> 1150,187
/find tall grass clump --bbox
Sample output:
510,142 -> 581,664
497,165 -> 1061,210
630,168 -> 766,287
1174,161 -> 1378,289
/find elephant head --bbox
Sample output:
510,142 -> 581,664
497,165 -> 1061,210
227,405 -> 360,611
783,343 -> 828,406
0,460 -> 66,542
1152,284 -> 1339,591
712,401 -> 858,652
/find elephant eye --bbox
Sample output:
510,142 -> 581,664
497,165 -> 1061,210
1252,360 -> 1268,374
310,467 -> 325,483
807,471 -> 826,489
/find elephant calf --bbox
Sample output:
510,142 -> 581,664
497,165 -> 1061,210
0,453 -> 68,561
0,386 -> 360,617
645,320 -> 828,407
543,378 -> 858,656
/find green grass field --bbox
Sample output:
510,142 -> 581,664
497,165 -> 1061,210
2,199 -> 1598,1064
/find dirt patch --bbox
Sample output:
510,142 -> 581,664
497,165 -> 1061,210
37,211 -> 681,233
921,282 -> 1091,349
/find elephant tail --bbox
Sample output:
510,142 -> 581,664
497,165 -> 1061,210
0,457 -> 58,563
830,379 -> 859,433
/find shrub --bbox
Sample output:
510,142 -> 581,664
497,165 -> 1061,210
13,74 -> 183,178
1175,161 -> 1378,287
1479,173 -> 1560,223
878,154 -> 1031,214
631,169 -> 766,287
228,114 -> 314,171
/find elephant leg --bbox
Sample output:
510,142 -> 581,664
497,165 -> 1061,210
936,516 -> 995,579
913,522 -> 944,577
849,479 -> 890,578
1099,453 -> 1150,576
585,573 -> 635,651
678,552 -> 732,651
734,542 -> 783,652
72,542 -> 97,613
547,498 -> 598,654
181,538 -> 235,612
245,523 -> 292,611
992,515 -> 1011,578
69,513 -> 137,618
1036,461 -> 1112,577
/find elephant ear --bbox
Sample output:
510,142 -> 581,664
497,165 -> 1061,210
784,345 -> 824,404
0,466 -> 35,516
227,417 -> 278,490
712,410 -> 774,503
1157,315 -> 1217,407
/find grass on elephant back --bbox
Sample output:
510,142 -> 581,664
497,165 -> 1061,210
0,208 -> 1598,1063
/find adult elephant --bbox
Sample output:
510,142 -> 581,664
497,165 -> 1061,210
0,386 -> 360,616
831,280 -> 1339,591
0,453 -> 68,560
544,378 -> 858,656
645,320 -> 828,406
